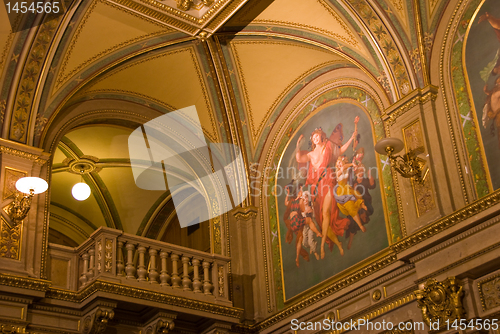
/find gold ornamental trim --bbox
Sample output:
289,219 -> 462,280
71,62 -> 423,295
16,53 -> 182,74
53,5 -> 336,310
391,188 -> 500,254
0,273 -> 51,292
478,272 -> 500,311
46,280 -> 243,319
109,0 -> 198,33
385,87 -> 438,126
232,206 -> 257,220
330,292 -> 416,334
0,146 -> 42,161
257,253 -> 397,330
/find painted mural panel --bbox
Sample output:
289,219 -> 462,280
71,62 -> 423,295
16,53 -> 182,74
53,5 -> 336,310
465,0 -> 500,191
276,102 -> 388,300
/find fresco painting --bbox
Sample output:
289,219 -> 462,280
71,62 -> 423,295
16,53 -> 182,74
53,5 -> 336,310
276,102 -> 388,300
465,0 -> 500,190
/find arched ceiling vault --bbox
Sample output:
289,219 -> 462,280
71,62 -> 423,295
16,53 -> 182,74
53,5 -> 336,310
0,0 -> 451,240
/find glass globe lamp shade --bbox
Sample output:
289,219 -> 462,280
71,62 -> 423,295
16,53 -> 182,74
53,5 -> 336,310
16,177 -> 48,194
72,182 -> 91,201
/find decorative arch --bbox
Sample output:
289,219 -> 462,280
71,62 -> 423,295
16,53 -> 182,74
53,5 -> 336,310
449,0 -> 498,199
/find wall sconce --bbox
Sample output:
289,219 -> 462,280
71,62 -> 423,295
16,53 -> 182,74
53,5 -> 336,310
375,138 -> 429,184
7,177 -> 48,226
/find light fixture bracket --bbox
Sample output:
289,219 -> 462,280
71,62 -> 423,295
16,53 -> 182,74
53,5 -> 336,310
375,138 -> 429,184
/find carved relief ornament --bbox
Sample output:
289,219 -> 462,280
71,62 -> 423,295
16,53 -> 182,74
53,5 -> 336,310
414,277 -> 465,328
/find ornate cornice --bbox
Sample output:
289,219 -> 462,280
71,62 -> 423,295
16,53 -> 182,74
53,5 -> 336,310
0,146 -> 43,162
384,85 -> 438,126
391,188 -> 500,254
107,0 -> 250,37
0,274 -> 50,292
256,253 -> 398,331
46,280 -> 243,319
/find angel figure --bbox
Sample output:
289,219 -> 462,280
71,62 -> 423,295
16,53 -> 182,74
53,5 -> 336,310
295,116 -> 359,258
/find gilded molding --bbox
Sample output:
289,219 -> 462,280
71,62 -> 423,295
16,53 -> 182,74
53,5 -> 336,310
410,215 -> 500,263
232,206 -> 257,220
0,273 -> 50,292
257,253 -> 397,330
0,146 -> 43,161
46,280 -> 243,318
386,89 -> 437,126
205,0 -> 248,31
391,188 -> 500,254
438,0 -> 468,204
31,304 -> 81,316
286,291 -> 416,334
108,0 -> 198,32
137,0 -> 232,24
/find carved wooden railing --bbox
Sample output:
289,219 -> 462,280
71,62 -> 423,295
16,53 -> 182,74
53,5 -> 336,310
48,227 -> 230,305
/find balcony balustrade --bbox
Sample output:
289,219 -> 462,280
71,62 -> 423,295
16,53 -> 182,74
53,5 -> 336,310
47,227 -> 231,306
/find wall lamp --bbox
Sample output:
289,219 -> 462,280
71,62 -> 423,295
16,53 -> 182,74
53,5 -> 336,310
7,177 -> 48,226
375,138 -> 429,184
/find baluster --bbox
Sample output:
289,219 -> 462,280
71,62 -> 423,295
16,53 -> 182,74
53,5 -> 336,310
125,243 -> 136,279
86,249 -> 95,281
171,254 -> 181,288
79,253 -> 89,287
149,249 -> 159,284
202,261 -> 212,295
181,256 -> 192,291
116,241 -> 125,277
159,251 -> 170,287
137,246 -> 147,282
192,259 -> 202,293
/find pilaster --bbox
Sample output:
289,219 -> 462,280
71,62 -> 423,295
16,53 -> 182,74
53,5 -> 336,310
0,138 -> 50,278
384,86 -> 452,235
228,205 -> 263,324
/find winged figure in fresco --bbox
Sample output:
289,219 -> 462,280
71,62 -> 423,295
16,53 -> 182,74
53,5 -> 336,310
479,12 -> 500,148
294,117 -> 359,259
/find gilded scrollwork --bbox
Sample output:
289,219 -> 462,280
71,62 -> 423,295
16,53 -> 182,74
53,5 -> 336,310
0,324 -> 26,334
0,218 -> 22,260
402,120 -> 436,217
414,277 -> 464,327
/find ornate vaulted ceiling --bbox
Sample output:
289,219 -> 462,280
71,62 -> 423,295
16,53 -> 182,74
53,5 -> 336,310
0,0 -> 451,245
